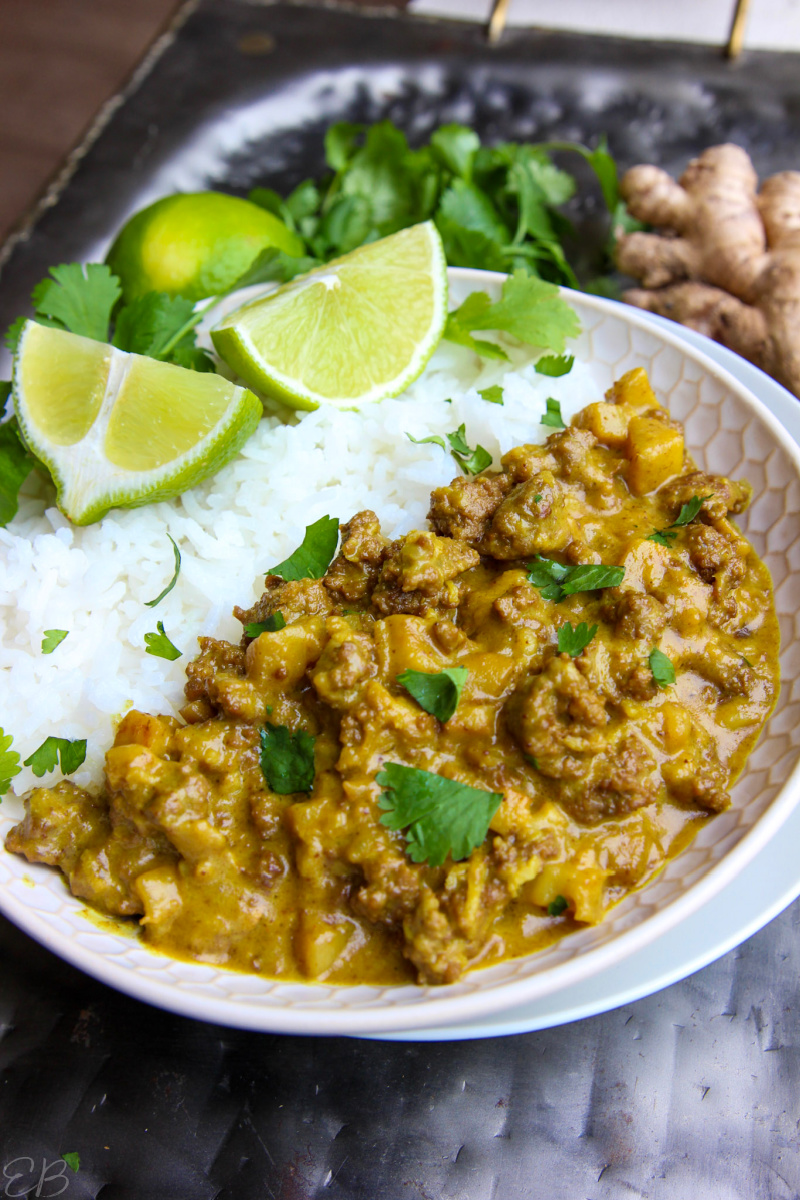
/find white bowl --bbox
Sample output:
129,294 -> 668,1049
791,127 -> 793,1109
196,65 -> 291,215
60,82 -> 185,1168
3,269 -> 800,1036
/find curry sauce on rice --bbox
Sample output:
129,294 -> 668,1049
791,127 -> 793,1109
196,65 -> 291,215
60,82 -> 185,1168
5,368 -> 780,985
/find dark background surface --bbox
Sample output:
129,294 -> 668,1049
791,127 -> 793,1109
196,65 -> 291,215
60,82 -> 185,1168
3,4 -> 800,1196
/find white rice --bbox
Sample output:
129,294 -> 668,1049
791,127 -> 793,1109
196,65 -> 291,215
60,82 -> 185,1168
1,339 -> 600,795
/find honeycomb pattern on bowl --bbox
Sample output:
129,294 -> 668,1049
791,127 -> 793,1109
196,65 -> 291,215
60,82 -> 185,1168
3,281 -> 800,1035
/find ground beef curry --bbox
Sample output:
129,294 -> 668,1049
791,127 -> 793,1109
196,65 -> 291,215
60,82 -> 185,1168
6,369 -> 780,985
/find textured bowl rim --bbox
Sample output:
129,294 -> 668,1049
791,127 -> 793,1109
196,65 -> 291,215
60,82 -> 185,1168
4,269 -> 800,1036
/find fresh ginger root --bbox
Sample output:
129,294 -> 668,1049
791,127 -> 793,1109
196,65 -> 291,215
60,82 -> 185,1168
615,144 -> 800,399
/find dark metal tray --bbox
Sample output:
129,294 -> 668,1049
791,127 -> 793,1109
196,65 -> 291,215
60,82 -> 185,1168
3,4 -> 800,1195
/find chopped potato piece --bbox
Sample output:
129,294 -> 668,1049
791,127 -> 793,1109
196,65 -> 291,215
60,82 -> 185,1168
606,366 -> 660,410
626,415 -> 684,495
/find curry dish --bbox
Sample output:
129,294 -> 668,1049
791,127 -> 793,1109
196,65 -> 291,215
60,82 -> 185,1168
6,368 -> 780,985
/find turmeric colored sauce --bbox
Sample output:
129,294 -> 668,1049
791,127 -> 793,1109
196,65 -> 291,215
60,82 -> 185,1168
6,369 -> 780,985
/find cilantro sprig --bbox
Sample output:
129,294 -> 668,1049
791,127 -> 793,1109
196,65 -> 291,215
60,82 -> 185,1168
557,621 -> 598,657
397,667 -> 469,723
144,621 -> 182,661
145,534 -> 182,607
377,762 -> 502,868
0,728 -> 22,795
478,384 -> 504,405
24,736 -> 87,778
259,724 -> 315,794
526,556 -> 625,602
647,495 -> 712,548
406,427 -> 492,476
444,270 -> 580,361
268,515 -> 339,581
247,120 -> 618,289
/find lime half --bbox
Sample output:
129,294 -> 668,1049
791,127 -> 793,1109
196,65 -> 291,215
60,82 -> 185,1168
14,321 -> 262,525
210,221 -> 448,410
106,192 -> 304,303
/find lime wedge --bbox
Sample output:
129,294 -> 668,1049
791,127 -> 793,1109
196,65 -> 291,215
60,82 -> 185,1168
14,321 -> 262,525
210,221 -> 448,410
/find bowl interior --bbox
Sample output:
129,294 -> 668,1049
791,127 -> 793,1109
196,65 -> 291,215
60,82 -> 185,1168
3,273 -> 800,1035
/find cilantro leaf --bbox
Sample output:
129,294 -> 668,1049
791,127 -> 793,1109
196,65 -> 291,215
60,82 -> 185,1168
259,724 -> 315,794
430,124 -> 481,181
557,621 -> 598,657
407,432 -> 447,451
144,621 -> 182,661
649,647 -> 676,689
647,494 -> 712,547
5,317 -> 26,355
0,417 -> 35,527
42,629 -> 68,654
397,666 -> 469,722
61,1154 -> 80,1174
535,354 -> 574,377
541,398 -> 565,428
526,556 -> 624,601
478,384 -> 504,405
0,381 -> 10,414
144,534 -> 181,607
447,425 -> 492,475
24,736 -> 87,778
442,313 -> 510,361
324,122 -> 365,172
548,895 -> 569,917
0,728 -> 22,795
31,263 -> 120,342
377,763 -> 502,868
245,612 -> 286,637
112,294 -> 213,371
673,495 -> 712,527
268,515 -> 339,581
444,271 -> 581,357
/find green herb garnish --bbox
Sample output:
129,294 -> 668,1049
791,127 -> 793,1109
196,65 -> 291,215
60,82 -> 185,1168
24,736 -> 87,778
245,613 -> 287,637
407,432 -> 447,451
540,397 -> 565,428
526,556 -> 624,602
145,534 -> 182,607
41,629 -> 68,654
259,724 -> 316,794
444,271 -> 581,362
649,647 -> 676,689
61,1154 -> 80,1174
557,621 -> 598,657
548,895 -> 569,917
377,762 -> 502,868
477,384 -> 504,405
397,667 -> 469,723
144,621 -> 182,661
647,495 -> 712,547
535,354 -> 574,377
447,425 -> 492,476
0,728 -> 22,795
0,417 -> 34,527
268,515 -> 339,581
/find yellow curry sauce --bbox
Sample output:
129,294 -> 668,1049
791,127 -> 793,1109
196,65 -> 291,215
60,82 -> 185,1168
6,369 -> 780,985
